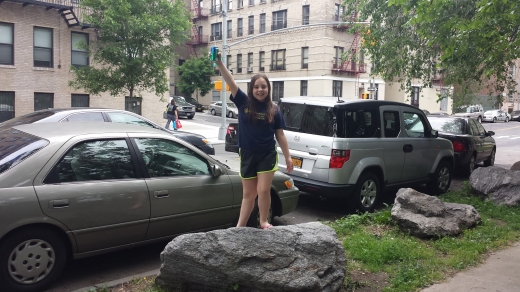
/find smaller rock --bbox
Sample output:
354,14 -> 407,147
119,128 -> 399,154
511,161 -> 520,171
391,188 -> 480,237
470,167 -> 520,206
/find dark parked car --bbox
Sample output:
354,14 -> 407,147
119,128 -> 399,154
178,96 -> 204,112
0,123 -> 299,292
0,108 -> 215,155
225,122 -> 239,153
511,110 -> 520,122
427,116 -> 496,175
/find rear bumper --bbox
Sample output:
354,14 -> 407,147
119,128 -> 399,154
178,111 -> 195,118
454,151 -> 471,168
290,175 -> 355,198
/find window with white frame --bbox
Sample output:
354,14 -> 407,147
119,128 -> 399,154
237,53 -> 242,73
272,81 -> 284,103
334,46 -> 344,67
34,27 -> 53,67
211,23 -> 222,40
272,10 -> 287,31
248,16 -> 254,35
270,49 -> 285,71
0,22 -> 14,65
259,51 -> 265,71
237,18 -> 243,36
247,52 -> 253,72
334,4 -> 344,21
238,0 -> 243,9
301,47 -> 309,69
300,80 -> 308,96
227,20 -> 232,39
249,0 -> 254,5
333,81 -> 342,97
71,32 -> 88,67
226,55 -> 232,69
302,5 -> 310,25
260,13 -> 266,33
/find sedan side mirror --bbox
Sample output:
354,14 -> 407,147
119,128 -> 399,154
487,130 -> 495,136
211,164 -> 223,177
430,130 -> 438,138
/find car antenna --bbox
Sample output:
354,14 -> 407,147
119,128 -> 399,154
336,96 -> 345,103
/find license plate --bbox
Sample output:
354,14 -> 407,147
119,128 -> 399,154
187,113 -> 192,116
291,157 -> 303,168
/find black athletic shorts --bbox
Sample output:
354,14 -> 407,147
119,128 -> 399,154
239,148 -> 278,179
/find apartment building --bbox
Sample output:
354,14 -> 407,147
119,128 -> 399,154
174,0 -> 451,114
0,0 -> 165,125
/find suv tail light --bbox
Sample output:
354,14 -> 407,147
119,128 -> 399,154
226,126 -> 235,135
329,149 -> 350,168
452,141 -> 466,152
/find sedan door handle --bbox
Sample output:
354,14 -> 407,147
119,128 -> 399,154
403,144 -> 413,153
154,190 -> 169,198
49,199 -> 69,208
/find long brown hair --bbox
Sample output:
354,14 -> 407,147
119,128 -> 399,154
246,74 -> 276,124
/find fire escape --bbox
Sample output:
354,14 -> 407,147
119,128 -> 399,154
186,0 -> 209,57
4,0 -> 91,28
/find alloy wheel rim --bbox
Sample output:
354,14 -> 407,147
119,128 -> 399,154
8,239 -> 55,284
438,167 -> 450,190
360,179 -> 377,208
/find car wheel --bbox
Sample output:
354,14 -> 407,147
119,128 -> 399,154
228,111 -> 234,118
484,148 -> 496,167
505,117 -> 509,123
0,228 -> 67,292
465,154 -> 476,176
246,199 -> 273,228
427,161 -> 452,195
188,116 -> 194,119
493,117 -> 497,123
352,172 -> 380,212
211,109 -> 216,115
477,116 -> 482,123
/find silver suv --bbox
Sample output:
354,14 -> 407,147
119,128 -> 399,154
276,97 -> 454,212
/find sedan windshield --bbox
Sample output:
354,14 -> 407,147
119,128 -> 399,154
428,118 -> 465,135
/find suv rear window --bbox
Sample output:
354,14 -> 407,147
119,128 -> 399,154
0,128 -> 49,175
280,102 -> 378,138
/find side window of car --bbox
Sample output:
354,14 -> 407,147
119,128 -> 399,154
382,111 -> 401,138
134,138 -> 211,177
336,109 -> 378,138
280,102 -> 306,130
468,119 -> 479,136
52,139 -> 136,183
475,120 -> 487,136
403,112 -> 426,138
106,112 -> 154,128
300,105 -> 334,137
64,112 -> 105,122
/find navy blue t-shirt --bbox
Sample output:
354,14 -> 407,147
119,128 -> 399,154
230,88 -> 286,152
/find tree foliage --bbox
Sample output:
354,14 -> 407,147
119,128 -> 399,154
176,56 -> 215,97
342,0 -> 520,105
69,0 -> 191,98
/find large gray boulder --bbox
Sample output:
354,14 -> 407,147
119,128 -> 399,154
391,188 -> 480,237
470,166 -> 520,206
156,222 -> 346,292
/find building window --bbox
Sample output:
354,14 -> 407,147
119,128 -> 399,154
71,32 -> 88,67
270,49 -> 286,71
411,86 -> 420,107
508,64 -> 515,78
34,93 -> 54,111
300,81 -> 307,96
34,27 -> 53,67
226,55 -> 232,70
237,54 -> 242,73
301,47 -> 309,69
248,16 -> 254,35
334,4 -> 344,21
228,0 -> 233,10
272,10 -> 287,31
0,91 -> 15,122
227,20 -> 232,39
334,46 -> 344,67
237,18 -> 243,37
238,0 -> 243,9
302,5 -> 310,25
260,13 -> 266,33
211,23 -> 222,41
259,51 -> 265,71
333,81 -> 342,97
0,22 -> 14,65
71,94 -> 89,107
249,0 -> 254,5
211,0 -> 222,14
247,52 -> 253,72
272,81 -> 284,103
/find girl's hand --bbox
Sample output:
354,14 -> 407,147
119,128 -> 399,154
285,157 -> 294,173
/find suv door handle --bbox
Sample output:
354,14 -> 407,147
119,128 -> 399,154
403,144 -> 413,153
154,190 -> 169,198
49,199 -> 69,208
308,148 -> 318,155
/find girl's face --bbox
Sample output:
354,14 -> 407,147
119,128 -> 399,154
252,77 -> 269,102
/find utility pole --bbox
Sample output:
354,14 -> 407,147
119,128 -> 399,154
218,0 -> 228,140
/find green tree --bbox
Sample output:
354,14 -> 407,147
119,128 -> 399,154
69,0 -> 191,99
176,56 -> 215,97
341,0 -> 519,106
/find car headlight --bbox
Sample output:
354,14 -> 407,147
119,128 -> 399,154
202,139 -> 211,145
284,178 -> 295,189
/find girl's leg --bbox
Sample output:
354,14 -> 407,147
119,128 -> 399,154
257,171 -> 275,227
236,178 -> 258,227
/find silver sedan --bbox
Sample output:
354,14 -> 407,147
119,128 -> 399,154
209,101 -> 239,118
482,109 -> 509,123
0,123 -> 299,292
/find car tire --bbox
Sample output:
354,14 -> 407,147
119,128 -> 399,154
465,154 -> 476,176
427,161 -> 452,195
477,116 -> 482,123
246,199 -> 273,228
211,109 -> 216,115
352,172 -> 380,212
228,111 -> 234,118
188,116 -> 194,119
505,117 -> 509,123
493,117 -> 497,123
0,228 -> 67,292
484,148 -> 496,167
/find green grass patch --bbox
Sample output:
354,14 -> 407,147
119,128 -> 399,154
330,184 -> 520,292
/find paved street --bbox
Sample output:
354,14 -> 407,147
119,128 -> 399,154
45,114 -> 519,292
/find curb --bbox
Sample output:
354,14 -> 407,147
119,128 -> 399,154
71,269 -> 160,292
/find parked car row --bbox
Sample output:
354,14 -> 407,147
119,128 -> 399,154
0,122 -> 299,292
